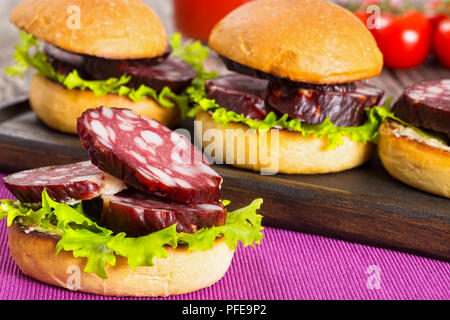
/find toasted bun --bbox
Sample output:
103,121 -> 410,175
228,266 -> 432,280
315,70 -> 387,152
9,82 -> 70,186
8,221 -> 234,297
29,75 -> 180,134
209,0 -> 383,84
10,0 -> 167,59
195,111 -> 374,174
378,120 -> 450,198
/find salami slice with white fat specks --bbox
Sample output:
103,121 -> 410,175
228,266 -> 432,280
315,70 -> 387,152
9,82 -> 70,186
393,79 -> 450,135
2,161 -> 126,203
77,107 -> 222,204
101,190 -> 227,236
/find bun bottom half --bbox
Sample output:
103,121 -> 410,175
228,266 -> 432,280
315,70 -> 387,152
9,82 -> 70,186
8,221 -> 234,297
195,111 -> 374,174
378,121 -> 450,198
29,75 -> 180,134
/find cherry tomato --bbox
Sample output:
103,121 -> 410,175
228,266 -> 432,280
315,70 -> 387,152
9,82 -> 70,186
354,9 -> 369,26
371,11 -> 432,69
369,11 -> 395,36
362,0 -> 380,6
424,0 -> 448,32
425,13 -> 447,32
433,18 -> 450,68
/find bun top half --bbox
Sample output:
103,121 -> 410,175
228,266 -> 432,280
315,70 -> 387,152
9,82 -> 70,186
209,0 -> 383,84
10,0 -> 168,59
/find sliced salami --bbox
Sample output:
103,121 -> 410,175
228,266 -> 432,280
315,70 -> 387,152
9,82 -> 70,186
77,107 -> 222,204
206,71 -> 383,126
85,56 -> 197,94
101,190 -> 227,236
2,161 -> 126,204
393,79 -> 450,135
205,74 -> 270,120
45,43 -> 196,94
265,80 -> 384,127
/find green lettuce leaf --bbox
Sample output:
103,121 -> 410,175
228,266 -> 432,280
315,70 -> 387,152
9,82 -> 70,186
170,33 -> 218,86
0,190 -> 264,279
177,198 -> 264,251
107,225 -> 179,271
171,33 -> 209,74
56,228 -> 117,279
5,31 -> 214,118
5,30 -> 62,82
41,189 -> 111,234
0,199 -> 47,227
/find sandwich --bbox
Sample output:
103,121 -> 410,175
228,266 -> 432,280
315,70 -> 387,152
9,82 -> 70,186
6,0 -> 210,134
0,106 -> 263,296
378,79 -> 450,198
190,0 -> 389,174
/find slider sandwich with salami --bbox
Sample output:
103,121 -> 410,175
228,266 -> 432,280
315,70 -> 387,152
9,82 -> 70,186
0,107 -> 263,297
191,0 -> 390,174
378,80 -> 450,198
5,0 -> 210,134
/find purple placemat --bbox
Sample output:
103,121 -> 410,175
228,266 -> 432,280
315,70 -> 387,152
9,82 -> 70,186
0,174 -> 448,300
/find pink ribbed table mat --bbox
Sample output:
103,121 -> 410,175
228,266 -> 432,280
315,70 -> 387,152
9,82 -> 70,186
0,176 -> 448,300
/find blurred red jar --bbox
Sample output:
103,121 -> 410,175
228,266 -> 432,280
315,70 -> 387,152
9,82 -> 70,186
173,0 -> 252,41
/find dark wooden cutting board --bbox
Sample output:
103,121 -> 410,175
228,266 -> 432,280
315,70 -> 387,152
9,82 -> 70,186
0,95 -> 448,261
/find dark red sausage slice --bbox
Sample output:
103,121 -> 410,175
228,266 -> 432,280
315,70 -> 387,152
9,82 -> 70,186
205,74 -> 270,120
44,43 -> 87,71
265,81 -> 384,127
393,79 -> 450,135
77,107 -> 222,204
205,72 -> 383,126
45,43 -> 196,93
101,191 -> 227,236
2,161 -> 126,203
85,56 -> 197,94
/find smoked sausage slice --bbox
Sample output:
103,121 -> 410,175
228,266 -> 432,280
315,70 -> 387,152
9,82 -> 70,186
45,43 -> 196,93
101,190 -> 227,236
265,80 -> 384,127
205,74 -> 270,120
77,107 -> 222,204
393,79 -> 450,135
3,161 -> 126,203
204,73 -> 384,126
